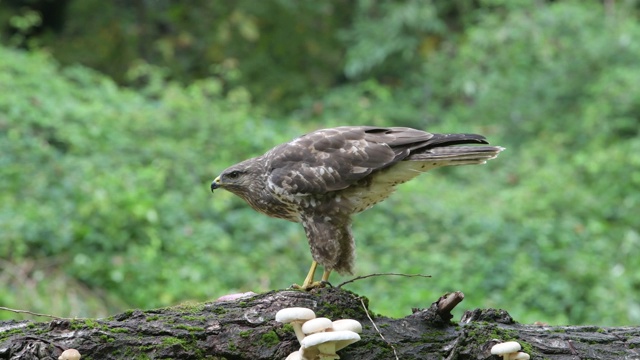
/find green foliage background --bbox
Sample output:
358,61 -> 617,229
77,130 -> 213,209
1,0 -> 639,326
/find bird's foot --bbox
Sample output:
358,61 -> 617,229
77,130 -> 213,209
291,280 -> 331,291
292,261 -> 333,290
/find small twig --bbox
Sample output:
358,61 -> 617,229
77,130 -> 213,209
359,297 -> 399,360
0,306 -> 65,319
337,273 -> 431,288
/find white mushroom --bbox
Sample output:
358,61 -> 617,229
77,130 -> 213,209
490,341 -> 522,360
301,317 -> 333,335
299,346 -> 319,360
58,349 -> 81,360
275,307 -> 316,343
331,319 -> 362,350
510,352 -> 531,360
285,350 -> 303,360
301,330 -> 360,360
331,319 -> 362,333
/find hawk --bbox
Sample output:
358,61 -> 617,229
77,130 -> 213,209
211,126 -> 503,288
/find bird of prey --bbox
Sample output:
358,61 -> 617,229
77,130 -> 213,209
211,126 -> 503,289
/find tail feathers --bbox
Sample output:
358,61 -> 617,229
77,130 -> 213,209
423,133 -> 489,148
407,145 -> 505,165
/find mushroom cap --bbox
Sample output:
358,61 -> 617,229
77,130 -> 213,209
285,350 -> 303,360
331,319 -> 362,333
490,341 -> 522,355
275,307 -> 316,323
301,330 -> 361,349
301,317 -> 333,335
510,352 -> 531,360
58,349 -> 81,360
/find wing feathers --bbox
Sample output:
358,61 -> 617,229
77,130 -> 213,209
267,126 -> 503,196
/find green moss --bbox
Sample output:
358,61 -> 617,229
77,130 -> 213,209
110,327 -> 130,333
0,327 -> 26,342
162,337 -> 188,350
282,323 -> 294,334
228,341 -> 237,351
520,341 -> 534,355
465,323 -> 519,344
138,345 -> 156,352
260,330 -> 280,347
239,330 -> 251,338
183,315 -> 206,321
211,307 -> 227,315
146,315 -> 160,321
69,318 -> 109,331
316,293 -> 366,319
84,319 -> 100,329
157,336 -> 205,357
464,323 -> 535,357
170,301 -> 206,314
174,324 -> 205,332
120,347 -> 152,360
421,330 -> 447,341
99,334 -> 115,342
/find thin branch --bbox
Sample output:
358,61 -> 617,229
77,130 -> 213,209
359,297 -> 399,360
337,273 -> 431,288
0,306 -> 65,319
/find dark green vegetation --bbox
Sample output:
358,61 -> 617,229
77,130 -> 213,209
1,1 -> 639,326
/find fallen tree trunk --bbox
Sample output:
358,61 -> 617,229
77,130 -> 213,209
1,287 -> 639,359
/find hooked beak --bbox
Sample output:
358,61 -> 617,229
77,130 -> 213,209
211,176 -> 221,192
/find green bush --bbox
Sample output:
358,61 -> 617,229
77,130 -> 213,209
0,46 -> 302,316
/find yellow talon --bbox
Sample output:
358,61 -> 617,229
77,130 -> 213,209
293,261 -> 332,290
321,269 -> 331,282
301,261 -> 318,288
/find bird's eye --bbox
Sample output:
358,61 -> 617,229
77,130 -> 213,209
226,171 -> 240,180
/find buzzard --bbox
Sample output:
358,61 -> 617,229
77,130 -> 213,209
211,126 -> 503,288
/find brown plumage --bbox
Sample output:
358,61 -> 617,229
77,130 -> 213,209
211,126 -> 504,287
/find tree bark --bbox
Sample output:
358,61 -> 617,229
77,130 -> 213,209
1,287 -> 639,359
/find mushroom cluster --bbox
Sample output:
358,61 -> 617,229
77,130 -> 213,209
276,307 -> 361,360
490,341 -> 530,360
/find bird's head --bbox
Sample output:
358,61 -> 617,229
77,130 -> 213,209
211,159 -> 262,200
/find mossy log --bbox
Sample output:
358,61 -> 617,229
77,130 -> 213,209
1,287 -> 639,359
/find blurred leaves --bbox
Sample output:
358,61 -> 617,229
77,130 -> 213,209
341,0 -> 444,79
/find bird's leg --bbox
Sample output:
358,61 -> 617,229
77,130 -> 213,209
292,261 -> 331,290
321,269 -> 331,283
301,261 -> 318,289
